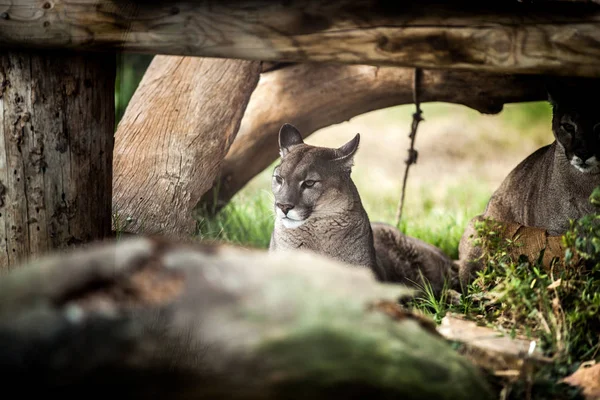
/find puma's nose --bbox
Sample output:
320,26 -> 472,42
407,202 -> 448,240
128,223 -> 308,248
276,203 -> 294,215
575,150 -> 593,163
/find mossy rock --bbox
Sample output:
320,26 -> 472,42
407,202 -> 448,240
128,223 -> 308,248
0,238 -> 493,399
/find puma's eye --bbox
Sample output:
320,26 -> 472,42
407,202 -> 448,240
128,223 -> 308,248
274,175 -> 283,184
302,180 -> 316,188
561,123 -> 575,134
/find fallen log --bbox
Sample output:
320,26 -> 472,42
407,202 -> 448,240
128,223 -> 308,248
2,1 -> 600,77
0,237 -> 494,399
199,64 -> 548,213
438,313 -> 551,378
112,56 -> 260,236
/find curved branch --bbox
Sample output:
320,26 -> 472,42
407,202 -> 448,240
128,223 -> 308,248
198,64 -> 547,213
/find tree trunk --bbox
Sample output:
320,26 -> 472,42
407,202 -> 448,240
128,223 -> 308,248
199,64 -> 548,213
1,1 -> 600,77
458,217 -> 567,285
112,56 -> 260,237
0,236 -> 494,400
0,50 -> 115,271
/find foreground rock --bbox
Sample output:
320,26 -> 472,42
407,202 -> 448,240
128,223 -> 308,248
0,237 -> 492,399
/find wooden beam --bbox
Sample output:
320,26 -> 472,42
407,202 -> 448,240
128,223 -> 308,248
0,50 -> 115,270
112,55 -> 260,237
0,236 -> 494,399
198,63 -> 549,214
1,1 -> 600,77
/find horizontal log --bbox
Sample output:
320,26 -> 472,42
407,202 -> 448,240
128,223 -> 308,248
2,1 -> 600,76
0,236 -> 494,399
199,64 -> 549,213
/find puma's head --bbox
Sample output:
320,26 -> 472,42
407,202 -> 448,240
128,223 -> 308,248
548,80 -> 600,174
272,123 -> 360,229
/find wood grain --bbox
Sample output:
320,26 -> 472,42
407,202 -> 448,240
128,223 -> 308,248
457,216 -> 567,285
0,1 -> 600,76
112,55 -> 260,237
199,64 -> 549,213
0,50 -> 115,271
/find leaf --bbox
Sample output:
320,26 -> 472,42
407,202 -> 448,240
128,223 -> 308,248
547,279 -> 562,290
530,278 -> 537,289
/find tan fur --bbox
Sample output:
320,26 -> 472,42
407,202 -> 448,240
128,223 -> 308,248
269,124 -> 457,294
458,80 -> 600,285
372,222 -> 459,295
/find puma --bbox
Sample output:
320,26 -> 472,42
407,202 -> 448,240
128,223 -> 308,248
458,79 -> 600,284
269,123 -> 458,294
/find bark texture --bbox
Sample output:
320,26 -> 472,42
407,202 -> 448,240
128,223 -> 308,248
112,56 -> 261,236
1,1 -> 600,77
200,64 -> 548,212
0,51 -> 115,270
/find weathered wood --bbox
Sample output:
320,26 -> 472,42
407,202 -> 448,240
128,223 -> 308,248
438,314 -> 550,377
561,361 -> 600,400
0,236 -> 494,399
2,1 -> 600,77
199,64 -> 548,213
112,56 -> 260,236
458,217 -> 568,285
0,51 -> 115,270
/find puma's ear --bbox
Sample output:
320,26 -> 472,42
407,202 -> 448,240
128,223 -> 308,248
279,123 -> 304,157
546,79 -> 581,108
332,133 -> 360,171
545,82 -> 561,108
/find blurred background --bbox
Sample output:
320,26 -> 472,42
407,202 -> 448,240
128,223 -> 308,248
116,55 -> 554,259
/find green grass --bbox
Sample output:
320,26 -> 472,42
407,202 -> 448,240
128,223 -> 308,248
404,189 -> 600,362
195,100 -> 551,259
114,55 -> 592,399
369,181 -> 491,259
197,190 -> 275,249
115,54 -> 153,124
196,179 -> 490,260
194,165 -> 599,400
402,190 -> 600,400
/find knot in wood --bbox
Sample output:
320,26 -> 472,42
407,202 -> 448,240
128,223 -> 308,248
405,148 -> 418,165
63,77 -> 78,96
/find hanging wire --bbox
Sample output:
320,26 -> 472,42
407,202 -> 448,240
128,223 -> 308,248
395,68 -> 423,227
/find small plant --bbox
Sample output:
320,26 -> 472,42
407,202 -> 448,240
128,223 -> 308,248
449,186 -> 600,365
405,187 -> 600,399
559,187 -> 600,361
112,211 -> 134,241
196,191 -> 275,249
405,271 -> 452,324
